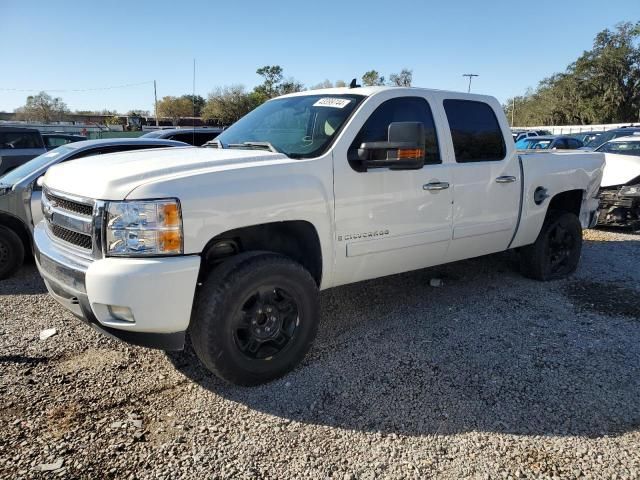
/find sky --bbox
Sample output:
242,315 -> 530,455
1,0 -> 639,114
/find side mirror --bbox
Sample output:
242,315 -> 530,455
351,122 -> 426,171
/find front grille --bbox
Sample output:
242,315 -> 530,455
50,224 -> 93,250
45,191 -> 93,217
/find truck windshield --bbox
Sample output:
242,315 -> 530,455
215,94 -> 364,158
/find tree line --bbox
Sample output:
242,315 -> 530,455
505,22 -> 640,126
11,67 -> 414,126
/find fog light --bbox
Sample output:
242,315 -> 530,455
107,305 -> 135,323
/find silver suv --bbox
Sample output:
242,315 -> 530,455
0,126 -> 46,176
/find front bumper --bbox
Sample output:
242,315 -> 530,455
33,221 -> 200,351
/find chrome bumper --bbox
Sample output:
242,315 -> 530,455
34,221 -> 94,321
33,221 -> 186,350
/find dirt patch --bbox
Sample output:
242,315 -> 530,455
57,348 -> 125,374
565,280 -> 640,319
46,402 -> 81,437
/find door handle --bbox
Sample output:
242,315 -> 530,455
423,182 -> 450,191
495,176 -> 517,184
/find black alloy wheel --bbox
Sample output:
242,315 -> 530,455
546,222 -> 578,277
233,286 -> 299,360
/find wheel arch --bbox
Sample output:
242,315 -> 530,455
545,189 -> 583,218
199,220 -> 323,286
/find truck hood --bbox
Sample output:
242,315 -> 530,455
43,146 -> 291,199
601,153 -> 640,187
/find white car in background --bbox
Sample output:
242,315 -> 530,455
595,134 -> 640,228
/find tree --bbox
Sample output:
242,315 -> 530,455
362,70 -> 385,86
14,91 -> 69,122
310,79 -> 334,90
389,69 -> 413,87
180,95 -> 206,117
156,96 -> 193,126
201,85 -> 262,125
255,65 -> 284,98
105,116 -> 125,126
254,65 -> 304,98
127,109 -> 150,117
504,21 -> 640,126
309,79 -> 347,89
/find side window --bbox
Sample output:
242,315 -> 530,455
0,132 -> 43,149
443,100 -> 506,162
349,97 -> 441,169
171,133 -> 195,145
196,132 -> 219,145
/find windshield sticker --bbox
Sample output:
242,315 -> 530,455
313,98 -> 352,108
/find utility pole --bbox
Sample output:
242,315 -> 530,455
463,73 -> 479,93
154,80 -> 159,127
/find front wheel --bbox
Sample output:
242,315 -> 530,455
520,211 -> 582,281
190,252 -> 319,386
0,225 -> 25,280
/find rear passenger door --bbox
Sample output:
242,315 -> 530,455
442,98 -> 520,263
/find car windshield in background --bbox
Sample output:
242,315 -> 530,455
585,130 -> 640,149
517,138 -> 552,149
0,146 -> 74,185
215,94 -> 365,158
597,140 -> 640,156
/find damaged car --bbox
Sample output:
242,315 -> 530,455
596,134 -> 640,228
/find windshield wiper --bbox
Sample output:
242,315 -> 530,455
202,139 -> 224,149
227,141 -> 280,153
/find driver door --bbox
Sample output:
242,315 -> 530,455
331,93 -> 453,287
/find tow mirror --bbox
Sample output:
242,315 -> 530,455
352,122 -> 426,171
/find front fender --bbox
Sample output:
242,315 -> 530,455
126,156 -> 336,287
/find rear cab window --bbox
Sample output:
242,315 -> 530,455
443,99 -> 506,162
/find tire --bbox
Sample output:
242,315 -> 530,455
0,225 -> 25,280
519,211 -> 582,281
190,252 -> 320,386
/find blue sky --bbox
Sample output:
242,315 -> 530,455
1,0 -> 638,113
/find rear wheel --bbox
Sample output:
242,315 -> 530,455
0,225 -> 24,280
190,252 -> 319,386
520,211 -> 582,281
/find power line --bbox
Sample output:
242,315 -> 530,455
0,80 -> 155,93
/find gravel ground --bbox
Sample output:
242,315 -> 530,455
1,229 -> 639,479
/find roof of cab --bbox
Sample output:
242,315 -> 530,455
278,85 -> 495,100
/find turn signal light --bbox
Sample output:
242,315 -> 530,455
397,148 -> 424,159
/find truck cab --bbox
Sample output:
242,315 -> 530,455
33,87 -> 604,385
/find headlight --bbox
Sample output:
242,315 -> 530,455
619,185 -> 640,197
105,199 -> 183,256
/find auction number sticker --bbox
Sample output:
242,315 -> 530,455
313,98 -> 352,108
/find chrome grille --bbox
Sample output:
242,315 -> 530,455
50,224 -> 93,250
43,189 -> 96,252
44,190 -> 94,216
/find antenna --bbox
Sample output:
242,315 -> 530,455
192,58 -> 196,145
462,73 -> 479,93
349,78 -> 361,89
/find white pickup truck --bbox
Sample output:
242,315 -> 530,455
34,87 -> 604,385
